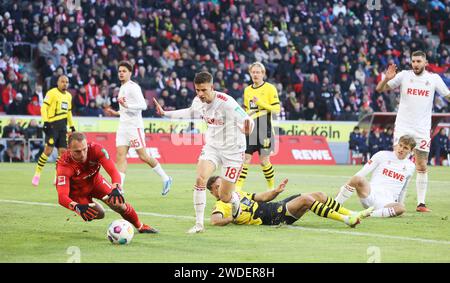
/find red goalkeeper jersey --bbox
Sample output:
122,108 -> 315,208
56,142 -> 120,209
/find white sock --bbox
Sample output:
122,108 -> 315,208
119,172 -> 126,190
370,207 -> 396,217
335,184 -> 355,204
416,171 -> 428,205
230,191 -> 241,216
193,186 -> 206,227
153,163 -> 170,182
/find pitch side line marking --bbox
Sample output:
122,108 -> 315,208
1,199 -> 449,245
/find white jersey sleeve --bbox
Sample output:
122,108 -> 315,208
164,97 -> 203,119
434,74 -> 450,97
387,70 -> 406,89
354,151 -> 384,178
223,97 -> 254,133
126,83 -> 147,111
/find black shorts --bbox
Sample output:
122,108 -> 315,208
245,130 -> 275,156
255,194 -> 301,225
45,120 -> 68,148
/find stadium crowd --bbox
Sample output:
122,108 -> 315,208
0,0 -> 449,122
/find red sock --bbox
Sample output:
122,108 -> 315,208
121,203 -> 142,229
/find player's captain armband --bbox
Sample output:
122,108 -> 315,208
101,148 -> 110,159
57,176 -> 66,186
234,106 -> 247,117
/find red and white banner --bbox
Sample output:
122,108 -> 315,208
85,133 -> 335,165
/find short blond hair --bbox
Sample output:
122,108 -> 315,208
398,135 -> 416,149
248,62 -> 266,74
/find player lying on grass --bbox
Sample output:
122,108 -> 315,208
335,135 -> 416,217
55,132 -> 157,233
206,177 -> 373,228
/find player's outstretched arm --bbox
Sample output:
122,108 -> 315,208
253,179 -> 288,202
104,107 -> 120,117
375,64 -> 397,93
153,97 -> 165,116
154,97 -> 200,119
210,213 -> 233,226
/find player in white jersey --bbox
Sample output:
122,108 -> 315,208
106,61 -> 172,195
376,50 -> 450,212
335,135 -> 416,217
153,71 -> 254,233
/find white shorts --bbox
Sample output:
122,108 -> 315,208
360,188 -> 396,210
394,129 -> 430,152
198,145 -> 244,183
116,127 -> 146,149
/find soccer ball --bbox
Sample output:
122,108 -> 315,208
107,219 -> 134,245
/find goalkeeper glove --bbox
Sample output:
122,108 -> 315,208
104,185 -> 125,205
70,126 -> 76,132
43,122 -> 52,136
74,203 -> 98,221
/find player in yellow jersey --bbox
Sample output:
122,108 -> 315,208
207,176 -> 373,227
32,75 -> 75,186
236,62 -> 280,191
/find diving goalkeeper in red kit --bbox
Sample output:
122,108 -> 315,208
55,132 -> 157,233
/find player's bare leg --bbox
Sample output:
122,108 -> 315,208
91,200 -> 106,219
102,199 -> 158,233
335,175 -> 370,204
188,160 -> 216,234
135,147 -> 172,196
32,144 -> 54,186
415,149 -> 431,212
235,153 -> 252,190
115,145 -> 129,189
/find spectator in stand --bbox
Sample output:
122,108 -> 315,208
83,99 -> 104,117
27,96 -> 41,116
429,128 -> 450,165
1,0 -> 448,121
6,92 -> 27,115
339,104 -> 358,121
368,127 -> 384,157
380,126 -> 394,151
24,119 -> 44,162
349,126 -> 369,157
303,101 -> 318,121
2,83 -> 17,113
2,118 -> 25,162
284,91 -> 302,120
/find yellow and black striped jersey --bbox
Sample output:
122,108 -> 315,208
41,87 -> 74,127
212,190 -> 263,225
243,81 -> 280,129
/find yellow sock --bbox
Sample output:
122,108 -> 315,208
325,196 -> 353,216
235,164 -> 248,190
35,152 -> 49,175
261,163 -> 275,190
310,201 -> 345,222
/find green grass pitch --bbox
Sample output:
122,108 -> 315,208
1,163 -> 449,262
